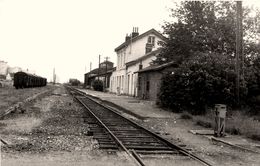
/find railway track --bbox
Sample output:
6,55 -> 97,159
66,86 -> 212,166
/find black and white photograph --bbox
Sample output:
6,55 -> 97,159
0,0 -> 260,165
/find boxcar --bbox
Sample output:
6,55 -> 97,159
13,72 -> 47,89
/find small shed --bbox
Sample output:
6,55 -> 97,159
135,61 -> 178,101
84,65 -> 115,90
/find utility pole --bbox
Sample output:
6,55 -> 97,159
98,55 -> 101,80
53,68 -> 56,85
104,56 -> 110,90
235,1 -> 243,106
90,62 -> 92,72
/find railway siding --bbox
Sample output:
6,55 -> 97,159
0,89 -> 52,119
1,86 -> 136,166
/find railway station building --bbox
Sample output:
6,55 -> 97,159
84,61 -> 115,90
0,60 -> 8,80
135,61 -> 178,101
109,28 -> 166,96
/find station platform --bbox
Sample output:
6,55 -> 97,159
78,88 -> 176,119
77,88 -> 260,155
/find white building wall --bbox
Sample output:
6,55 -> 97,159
110,30 -> 165,96
125,64 -> 139,95
110,68 -> 126,94
0,61 -> 8,76
142,56 -> 156,68
125,34 -> 163,63
123,55 -> 156,95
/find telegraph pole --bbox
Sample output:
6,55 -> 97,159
104,56 -> 110,90
235,1 -> 243,106
98,55 -> 101,80
53,68 -> 56,85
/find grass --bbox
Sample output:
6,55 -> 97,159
192,109 -> 260,141
225,111 -> 260,140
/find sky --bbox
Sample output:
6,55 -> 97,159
0,0 -> 259,83
0,0 -> 173,83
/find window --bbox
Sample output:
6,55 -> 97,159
123,52 -> 125,66
117,55 -> 119,68
146,36 -> 155,54
131,74 -> 134,94
146,81 -> 150,91
138,76 -> 142,90
119,76 -> 121,88
122,75 -> 124,89
139,64 -> 143,70
127,75 -> 130,93
145,47 -> 152,54
148,36 -> 155,46
120,54 -> 122,68
119,54 -> 121,67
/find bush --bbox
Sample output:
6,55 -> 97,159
92,80 -> 103,91
245,56 -> 260,114
159,52 -> 246,114
71,80 -> 80,86
250,134 -> 260,141
69,79 -> 81,86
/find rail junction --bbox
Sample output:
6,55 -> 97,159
66,86 -> 212,166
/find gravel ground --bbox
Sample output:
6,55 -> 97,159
0,86 -> 135,166
141,117 -> 260,166
2,85 -> 259,165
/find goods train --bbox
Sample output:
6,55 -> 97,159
13,72 -> 47,89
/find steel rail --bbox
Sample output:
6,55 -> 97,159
67,86 -> 145,166
67,86 -> 212,166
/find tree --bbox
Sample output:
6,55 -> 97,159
154,1 -> 260,64
156,1 -> 260,112
159,52 -> 241,114
245,56 -> 260,114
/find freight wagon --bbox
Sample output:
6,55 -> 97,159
13,72 -> 47,89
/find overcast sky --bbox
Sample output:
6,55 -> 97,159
0,0 -> 259,83
0,0 -> 173,83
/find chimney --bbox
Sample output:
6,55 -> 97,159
125,33 -> 131,42
131,27 -> 139,38
139,61 -> 143,70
